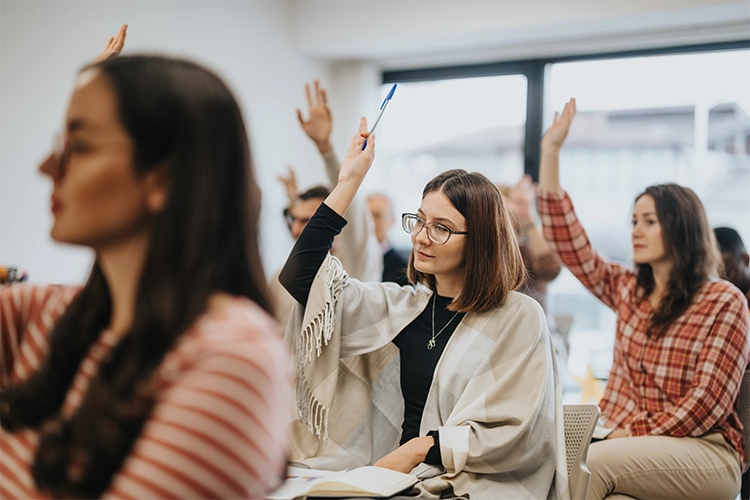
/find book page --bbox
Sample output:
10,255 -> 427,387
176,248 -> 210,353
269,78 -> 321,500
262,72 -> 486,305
266,467 -> 345,500
308,466 -> 418,497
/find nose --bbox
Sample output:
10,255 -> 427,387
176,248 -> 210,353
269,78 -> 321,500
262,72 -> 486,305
413,224 -> 431,246
39,152 -> 59,180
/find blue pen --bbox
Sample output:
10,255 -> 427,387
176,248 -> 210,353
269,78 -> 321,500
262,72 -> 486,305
362,83 -> 397,150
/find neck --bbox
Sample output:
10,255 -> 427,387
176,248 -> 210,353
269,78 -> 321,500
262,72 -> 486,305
434,273 -> 464,298
649,259 -> 673,306
97,231 -> 151,334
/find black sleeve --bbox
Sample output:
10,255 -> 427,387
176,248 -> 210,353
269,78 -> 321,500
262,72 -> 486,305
279,203 -> 347,306
424,430 -> 442,465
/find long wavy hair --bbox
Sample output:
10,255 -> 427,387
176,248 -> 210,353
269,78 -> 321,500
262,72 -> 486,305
0,56 -> 272,497
635,184 -> 721,337
406,169 -> 527,312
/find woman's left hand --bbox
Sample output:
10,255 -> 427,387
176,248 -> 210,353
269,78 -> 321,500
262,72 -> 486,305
91,24 -> 128,65
374,436 -> 433,474
607,428 -> 629,439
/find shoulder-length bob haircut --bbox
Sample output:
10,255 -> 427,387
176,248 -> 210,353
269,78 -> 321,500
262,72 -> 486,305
407,169 -> 527,312
635,183 -> 721,336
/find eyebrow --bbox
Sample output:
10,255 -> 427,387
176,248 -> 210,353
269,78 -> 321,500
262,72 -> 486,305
633,212 -> 658,217
417,209 -> 457,227
67,118 -> 98,133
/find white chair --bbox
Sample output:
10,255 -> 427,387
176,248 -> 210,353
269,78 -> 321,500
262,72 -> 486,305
563,404 -> 600,500
735,368 -> 750,473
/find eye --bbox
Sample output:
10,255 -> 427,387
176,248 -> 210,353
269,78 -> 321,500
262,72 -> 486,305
432,224 -> 450,237
68,140 -> 90,154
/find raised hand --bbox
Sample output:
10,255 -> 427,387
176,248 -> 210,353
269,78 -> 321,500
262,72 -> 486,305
539,98 -> 576,193
276,165 -> 299,205
322,118 -> 374,217
541,98 -> 576,152
338,117 -> 374,186
91,24 -> 128,65
297,80 -> 333,153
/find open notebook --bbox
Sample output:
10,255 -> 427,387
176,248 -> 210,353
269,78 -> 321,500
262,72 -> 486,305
267,466 -> 419,499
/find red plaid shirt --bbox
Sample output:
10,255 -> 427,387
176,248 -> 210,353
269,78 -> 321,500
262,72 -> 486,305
539,190 -> 750,465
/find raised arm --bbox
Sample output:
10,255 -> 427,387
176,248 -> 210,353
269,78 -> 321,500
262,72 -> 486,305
538,99 -> 633,310
279,119 -> 375,303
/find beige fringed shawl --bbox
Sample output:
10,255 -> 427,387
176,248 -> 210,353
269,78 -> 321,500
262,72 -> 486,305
285,254 -> 570,499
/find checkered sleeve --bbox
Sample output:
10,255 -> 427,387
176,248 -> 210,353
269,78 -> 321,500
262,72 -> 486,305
537,190 -> 633,311
630,293 -> 750,437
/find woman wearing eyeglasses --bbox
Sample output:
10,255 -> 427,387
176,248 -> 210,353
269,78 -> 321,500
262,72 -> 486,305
279,120 -> 568,498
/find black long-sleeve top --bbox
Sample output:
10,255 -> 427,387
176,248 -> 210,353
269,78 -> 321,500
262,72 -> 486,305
279,203 -> 466,466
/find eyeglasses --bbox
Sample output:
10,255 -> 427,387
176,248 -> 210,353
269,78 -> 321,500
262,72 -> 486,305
402,213 -> 467,245
284,211 -> 312,229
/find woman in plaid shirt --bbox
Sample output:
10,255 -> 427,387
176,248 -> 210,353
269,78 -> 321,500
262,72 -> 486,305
538,98 -> 750,500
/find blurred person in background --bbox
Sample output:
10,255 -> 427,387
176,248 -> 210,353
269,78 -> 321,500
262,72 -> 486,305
367,192 -> 410,286
540,98 -> 749,500
0,28 -> 290,499
714,227 -> 750,500
714,227 -> 750,303
268,80 -> 381,326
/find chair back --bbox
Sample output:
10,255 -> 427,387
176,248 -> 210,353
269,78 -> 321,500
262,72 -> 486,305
563,404 -> 600,500
735,368 -> 750,472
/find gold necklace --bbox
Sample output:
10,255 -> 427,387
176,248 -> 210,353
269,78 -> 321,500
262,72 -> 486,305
428,294 -> 460,350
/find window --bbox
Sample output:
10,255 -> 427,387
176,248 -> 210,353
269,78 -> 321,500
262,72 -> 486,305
363,75 -> 528,249
545,48 -> 750,381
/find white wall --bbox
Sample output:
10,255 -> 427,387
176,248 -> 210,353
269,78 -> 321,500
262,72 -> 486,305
289,0 -> 750,68
0,0 -> 332,284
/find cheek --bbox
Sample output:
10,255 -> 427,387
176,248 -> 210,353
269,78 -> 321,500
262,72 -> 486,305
53,158 -> 149,244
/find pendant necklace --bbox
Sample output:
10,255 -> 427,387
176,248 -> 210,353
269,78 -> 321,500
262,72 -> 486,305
428,294 -> 460,350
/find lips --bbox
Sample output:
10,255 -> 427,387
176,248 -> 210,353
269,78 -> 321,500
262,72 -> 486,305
51,197 -> 63,214
415,249 -> 434,259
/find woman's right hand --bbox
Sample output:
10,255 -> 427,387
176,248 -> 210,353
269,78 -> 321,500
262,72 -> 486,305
338,117 -> 375,186
541,98 -> 576,152
539,98 -> 576,193
323,118 -> 375,217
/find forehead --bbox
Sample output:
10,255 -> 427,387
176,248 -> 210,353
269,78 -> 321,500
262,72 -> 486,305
291,197 -> 324,216
368,195 -> 391,212
66,69 -> 120,132
419,191 -> 464,223
633,194 -> 656,214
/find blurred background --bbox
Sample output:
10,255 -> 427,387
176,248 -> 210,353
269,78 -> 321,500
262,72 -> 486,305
2,0 -> 749,393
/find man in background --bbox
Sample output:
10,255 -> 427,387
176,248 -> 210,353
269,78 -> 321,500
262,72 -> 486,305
367,193 -> 409,286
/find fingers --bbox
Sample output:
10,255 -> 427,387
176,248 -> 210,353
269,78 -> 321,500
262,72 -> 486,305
358,116 -> 369,137
105,37 -> 114,50
112,24 -> 127,53
321,88 -> 328,107
305,84 -> 313,110
314,80 -> 324,107
553,111 -> 559,124
296,108 -> 306,125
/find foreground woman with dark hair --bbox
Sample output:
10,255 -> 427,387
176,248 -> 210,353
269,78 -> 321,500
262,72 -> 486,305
539,99 -> 749,500
279,120 -> 568,498
0,34 -> 290,499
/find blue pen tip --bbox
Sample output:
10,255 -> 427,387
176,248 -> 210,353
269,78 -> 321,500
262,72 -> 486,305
380,83 -> 397,109
386,83 -> 397,100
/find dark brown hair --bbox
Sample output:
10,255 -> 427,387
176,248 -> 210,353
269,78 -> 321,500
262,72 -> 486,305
635,184 -> 721,336
0,56 -> 272,497
407,169 -> 527,312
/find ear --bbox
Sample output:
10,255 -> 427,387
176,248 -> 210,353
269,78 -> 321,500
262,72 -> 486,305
742,252 -> 749,267
143,165 -> 169,214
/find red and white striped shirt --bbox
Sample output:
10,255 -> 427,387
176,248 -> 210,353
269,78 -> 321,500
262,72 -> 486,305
1,284 -> 291,499
539,190 -> 750,465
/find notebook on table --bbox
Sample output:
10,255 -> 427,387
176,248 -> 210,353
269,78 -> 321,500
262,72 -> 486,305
267,466 -> 419,499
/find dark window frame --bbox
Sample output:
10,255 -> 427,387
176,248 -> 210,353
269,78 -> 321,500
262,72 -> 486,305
382,40 -> 750,180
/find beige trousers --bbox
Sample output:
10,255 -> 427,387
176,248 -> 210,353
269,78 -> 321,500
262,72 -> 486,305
587,433 -> 741,500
